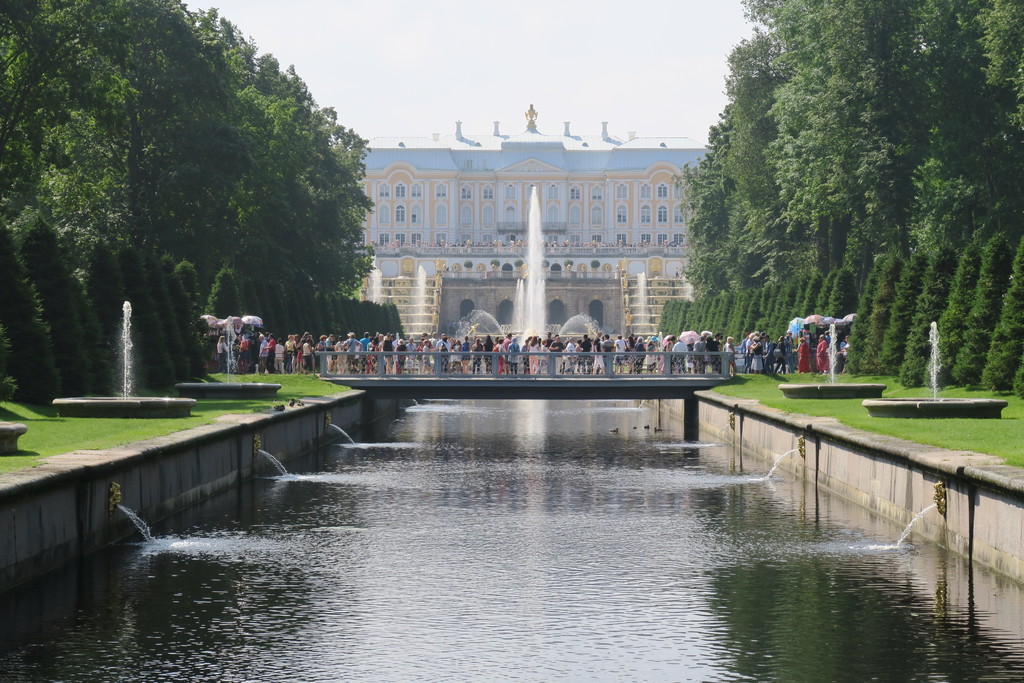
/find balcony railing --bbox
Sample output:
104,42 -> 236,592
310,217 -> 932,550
318,350 -> 731,380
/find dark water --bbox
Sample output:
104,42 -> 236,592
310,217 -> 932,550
3,400 -> 1024,682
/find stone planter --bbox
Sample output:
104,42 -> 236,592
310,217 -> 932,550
0,422 -> 28,455
862,397 -> 1008,419
52,397 -> 196,419
175,382 -> 281,400
779,383 -> 887,399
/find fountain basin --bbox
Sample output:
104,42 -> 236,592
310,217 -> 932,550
0,422 -> 28,455
862,398 -> 1008,419
780,383 -> 887,399
52,397 -> 196,419
175,382 -> 281,400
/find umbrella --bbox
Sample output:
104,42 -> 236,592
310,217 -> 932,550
787,317 -> 805,334
241,315 -> 264,327
679,331 -> 700,345
804,314 -> 825,325
842,313 -> 857,323
199,314 -> 220,328
822,316 -> 837,325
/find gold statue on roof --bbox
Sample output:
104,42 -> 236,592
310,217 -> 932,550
525,104 -> 538,130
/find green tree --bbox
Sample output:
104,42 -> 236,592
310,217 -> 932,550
0,225 -> 61,403
878,251 -> 928,374
0,324 -> 16,402
937,235 -> 982,378
952,233 -> 1013,385
16,216 -> 93,396
119,245 -> 175,390
207,266 -> 243,319
899,245 -> 958,387
981,237 -> 1024,390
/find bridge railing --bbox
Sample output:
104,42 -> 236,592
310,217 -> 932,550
318,351 -> 731,380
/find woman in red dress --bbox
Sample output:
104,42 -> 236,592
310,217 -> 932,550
797,336 -> 811,373
816,336 -> 830,374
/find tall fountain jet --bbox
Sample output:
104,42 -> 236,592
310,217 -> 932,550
524,186 -> 546,336
513,279 -> 525,337
413,265 -> 428,333
120,301 -> 134,398
367,267 -> 383,304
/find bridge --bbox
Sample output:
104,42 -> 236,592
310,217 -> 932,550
319,350 -> 732,438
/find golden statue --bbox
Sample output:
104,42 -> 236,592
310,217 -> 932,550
525,104 -> 538,130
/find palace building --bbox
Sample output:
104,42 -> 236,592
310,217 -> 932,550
361,106 -> 704,337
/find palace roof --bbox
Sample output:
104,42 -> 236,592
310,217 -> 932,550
365,125 -> 705,174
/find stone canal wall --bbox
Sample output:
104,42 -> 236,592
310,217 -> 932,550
662,391 -> 1024,584
0,391 -> 397,593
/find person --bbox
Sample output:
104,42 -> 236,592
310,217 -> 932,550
772,335 -> 788,374
750,335 -> 764,374
707,333 -> 722,373
816,335 -> 830,375
274,335 -> 286,374
724,336 -> 737,377
797,335 -> 811,373
672,335 -> 689,374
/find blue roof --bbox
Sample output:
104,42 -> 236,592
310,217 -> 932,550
365,126 -> 705,173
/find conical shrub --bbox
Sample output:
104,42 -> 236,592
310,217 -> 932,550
981,237 -> 1024,391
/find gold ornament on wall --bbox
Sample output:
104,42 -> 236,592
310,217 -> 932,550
934,480 -> 947,517
108,482 -> 122,517
525,104 -> 538,130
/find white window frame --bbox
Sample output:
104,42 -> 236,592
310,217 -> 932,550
616,206 -> 627,224
411,184 -> 422,198
616,183 -> 628,199
461,186 -> 472,200
395,183 -> 406,199
483,185 -> 494,200
569,186 -> 581,200
591,205 -> 603,225
591,186 -> 603,201
657,206 -> 668,223
656,183 -> 668,199
640,184 -> 652,199
396,204 -> 406,223
435,205 -> 448,225
435,184 -> 448,199
640,206 -> 651,224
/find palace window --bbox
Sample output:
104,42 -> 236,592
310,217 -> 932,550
378,184 -> 390,198
657,206 -> 668,223
591,206 -> 603,225
674,184 -> 684,199
395,233 -> 406,245
411,207 -> 420,224
616,206 -> 628,224
483,206 -> 494,225
640,206 -> 652,224
411,233 -> 421,245
483,185 -> 494,200
616,183 -> 628,199
656,183 -> 668,199
411,184 -> 422,198
569,234 -> 581,244
435,205 -> 448,225
616,233 -> 627,244
379,233 -> 390,245
548,184 -> 559,200
482,234 -> 492,243
505,184 -> 517,199
505,206 -> 515,223
396,204 -> 406,223
435,184 -> 447,198
569,186 -> 581,200
461,186 -> 472,200
591,186 -> 603,201
547,206 -> 559,223
569,206 -> 581,225
591,234 -> 603,243
640,234 -> 651,244
460,205 -> 472,225
657,234 -> 668,245
674,206 -> 685,223
640,184 -> 652,199
378,204 -> 390,224
395,183 -> 406,199
436,232 -> 447,244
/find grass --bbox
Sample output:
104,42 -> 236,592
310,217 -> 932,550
712,373 -> 1024,466
0,374 -> 348,475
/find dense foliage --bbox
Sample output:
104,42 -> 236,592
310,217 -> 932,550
672,0 -> 1024,394
0,0 -> 396,403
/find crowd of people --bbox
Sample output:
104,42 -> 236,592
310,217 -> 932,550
212,327 -> 848,378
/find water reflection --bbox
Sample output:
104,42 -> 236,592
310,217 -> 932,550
1,400 -> 1023,681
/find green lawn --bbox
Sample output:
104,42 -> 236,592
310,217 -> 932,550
712,374 -> 1024,466
0,374 -> 347,475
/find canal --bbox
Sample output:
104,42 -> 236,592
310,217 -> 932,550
2,399 -> 1024,681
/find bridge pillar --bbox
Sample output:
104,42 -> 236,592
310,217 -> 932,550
683,397 -> 699,441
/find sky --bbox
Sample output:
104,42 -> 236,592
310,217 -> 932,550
187,0 -> 752,146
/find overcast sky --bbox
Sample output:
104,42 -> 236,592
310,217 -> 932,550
188,0 -> 752,145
